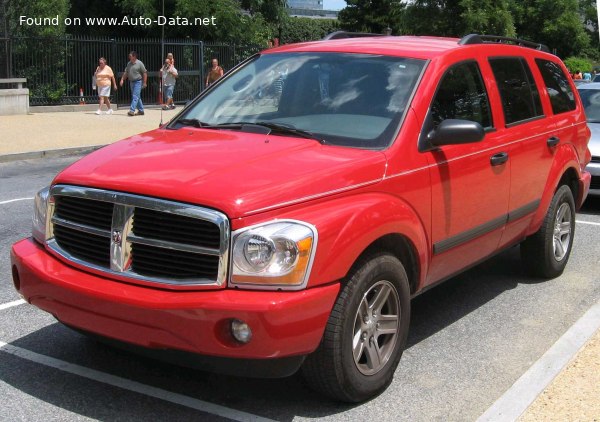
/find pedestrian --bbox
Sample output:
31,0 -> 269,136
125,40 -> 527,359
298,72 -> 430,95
119,51 -> 147,116
574,70 -> 583,80
161,58 -> 178,110
205,58 -> 224,88
93,57 -> 117,115
583,70 -> 592,81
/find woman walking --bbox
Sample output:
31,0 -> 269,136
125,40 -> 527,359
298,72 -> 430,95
94,57 -> 117,115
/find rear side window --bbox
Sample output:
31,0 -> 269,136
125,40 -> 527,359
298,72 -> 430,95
535,59 -> 576,114
430,61 -> 492,128
489,58 -> 543,125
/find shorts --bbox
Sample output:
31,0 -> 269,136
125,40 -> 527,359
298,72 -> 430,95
164,84 -> 175,100
98,85 -> 111,97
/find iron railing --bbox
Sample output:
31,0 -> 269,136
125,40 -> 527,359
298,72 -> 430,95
5,35 -> 262,106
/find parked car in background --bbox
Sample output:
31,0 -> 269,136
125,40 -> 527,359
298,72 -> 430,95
577,82 -> 600,196
592,74 -> 600,83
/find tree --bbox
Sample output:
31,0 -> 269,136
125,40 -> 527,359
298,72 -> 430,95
509,0 -> 589,58
402,0 -> 514,37
339,0 -> 404,35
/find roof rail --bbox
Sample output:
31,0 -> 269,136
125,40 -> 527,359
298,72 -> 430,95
458,34 -> 550,53
322,31 -> 386,41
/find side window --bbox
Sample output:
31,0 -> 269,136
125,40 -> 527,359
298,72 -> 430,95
535,58 -> 576,114
489,57 -> 543,125
430,61 -> 492,129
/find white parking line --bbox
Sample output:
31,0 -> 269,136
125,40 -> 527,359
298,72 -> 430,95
0,197 -> 33,205
576,220 -> 600,226
0,299 -> 26,311
0,340 -> 275,422
477,300 -> 600,422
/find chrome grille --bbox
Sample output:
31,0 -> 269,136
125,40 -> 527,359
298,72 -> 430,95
46,185 -> 230,288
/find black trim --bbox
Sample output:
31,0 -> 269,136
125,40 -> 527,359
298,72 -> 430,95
322,31 -> 386,40
459,34 -> 550,53
433,199 -> 541,255
507,199 -> 541,223
65,324 -> 306,378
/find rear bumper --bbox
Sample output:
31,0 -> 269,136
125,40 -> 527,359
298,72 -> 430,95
585,162 -> 600,197
11,238 -> 339,375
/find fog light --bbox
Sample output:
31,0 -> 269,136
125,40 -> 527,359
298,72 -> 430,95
230,319 -> 252,344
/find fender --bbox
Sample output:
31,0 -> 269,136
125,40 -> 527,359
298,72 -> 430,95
527,142 -> 582,236
235,191 -> 430,290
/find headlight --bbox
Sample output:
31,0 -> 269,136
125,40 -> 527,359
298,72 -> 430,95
230,220 -> 317,290
32,186 -> 51,244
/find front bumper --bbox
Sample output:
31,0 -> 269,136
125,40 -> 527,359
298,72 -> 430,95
11,238 -> 339,376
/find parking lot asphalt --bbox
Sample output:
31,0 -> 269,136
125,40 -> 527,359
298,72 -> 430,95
1,109 -> 599,420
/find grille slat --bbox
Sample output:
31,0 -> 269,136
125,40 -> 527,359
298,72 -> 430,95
49,188 -> 227,287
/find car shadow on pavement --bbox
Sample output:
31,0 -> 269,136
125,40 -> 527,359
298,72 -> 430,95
1,243 -> 549,420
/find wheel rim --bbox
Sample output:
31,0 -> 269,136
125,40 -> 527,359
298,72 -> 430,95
553,202 -> 572,262
352,280 -> 400,376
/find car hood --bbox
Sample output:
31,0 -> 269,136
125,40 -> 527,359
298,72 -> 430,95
54,128 -> 387,218
588,122 -> 600,156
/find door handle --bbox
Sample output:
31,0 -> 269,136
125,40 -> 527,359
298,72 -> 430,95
490,152 -> 509,166
547,136 -> 560,147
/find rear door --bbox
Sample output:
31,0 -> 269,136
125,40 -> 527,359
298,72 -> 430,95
487,57 -> 557,248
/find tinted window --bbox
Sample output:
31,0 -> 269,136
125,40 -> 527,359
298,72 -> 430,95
430,61 -> 492,128
535,59 -> 576,114
489,58 -> 543,125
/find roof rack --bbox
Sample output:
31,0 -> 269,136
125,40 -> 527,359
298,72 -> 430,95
459,34 -> 550,53
322,31 -> 386,41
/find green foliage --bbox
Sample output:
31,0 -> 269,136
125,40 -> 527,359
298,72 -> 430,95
509,0 -> 589,58
7,0 -> 70,36
339,0 -> 404,34
281,17 -> 339,44
402,0 -> 514,37
563,57 -> 593,73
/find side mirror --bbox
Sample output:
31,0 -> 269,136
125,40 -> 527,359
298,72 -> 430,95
419,119 -> 485,152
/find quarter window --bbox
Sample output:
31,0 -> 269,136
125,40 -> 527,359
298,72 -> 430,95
430,61 -> 492,129
535,59 -> 576,114
489,57 -> 543,125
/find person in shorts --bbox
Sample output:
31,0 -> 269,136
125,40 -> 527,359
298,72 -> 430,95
161,58 -> 178,110
94,57 -> 117,115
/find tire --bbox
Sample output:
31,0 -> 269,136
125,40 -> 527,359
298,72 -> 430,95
521,185 -> 576,278
301,254 -> 411,402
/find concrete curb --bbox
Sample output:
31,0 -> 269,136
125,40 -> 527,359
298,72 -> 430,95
477,300 -> 600,422
0,145 -> 106,164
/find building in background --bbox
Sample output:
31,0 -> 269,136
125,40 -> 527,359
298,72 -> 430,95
288,0 -> 323,10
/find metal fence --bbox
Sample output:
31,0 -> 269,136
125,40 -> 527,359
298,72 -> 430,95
3,35 -> 262,106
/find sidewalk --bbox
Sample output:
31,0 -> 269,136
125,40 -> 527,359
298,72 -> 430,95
0,107 -> 169,160
1,109 -> 599,421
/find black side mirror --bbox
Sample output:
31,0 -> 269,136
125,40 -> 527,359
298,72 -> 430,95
419,119 -> 485,151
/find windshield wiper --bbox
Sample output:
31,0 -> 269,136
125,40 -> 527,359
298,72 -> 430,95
211,121 -> 327,144
176,118 -> 207,128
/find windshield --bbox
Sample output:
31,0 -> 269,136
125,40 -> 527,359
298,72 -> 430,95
578,88 -> 600,123
174,52 -> 425,148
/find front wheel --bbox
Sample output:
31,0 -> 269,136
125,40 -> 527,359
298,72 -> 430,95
521,185 -> 576,278
301,254 -> 411,402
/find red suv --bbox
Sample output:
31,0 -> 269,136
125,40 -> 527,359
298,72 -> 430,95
11,33 -> 591,402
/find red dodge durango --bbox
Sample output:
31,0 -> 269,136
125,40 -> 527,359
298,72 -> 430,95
11,33 -> 591,402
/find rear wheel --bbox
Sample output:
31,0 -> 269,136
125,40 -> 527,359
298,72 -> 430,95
302,254 -> 410,402
521,185 -> 576,278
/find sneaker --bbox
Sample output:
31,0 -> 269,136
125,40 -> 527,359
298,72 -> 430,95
107,109 -> 113,115
95,109 -> 101,115
169,105 -> 176,110
137,111 -> 145,116
162,105 -> 169,110
127,111 -> 135,116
